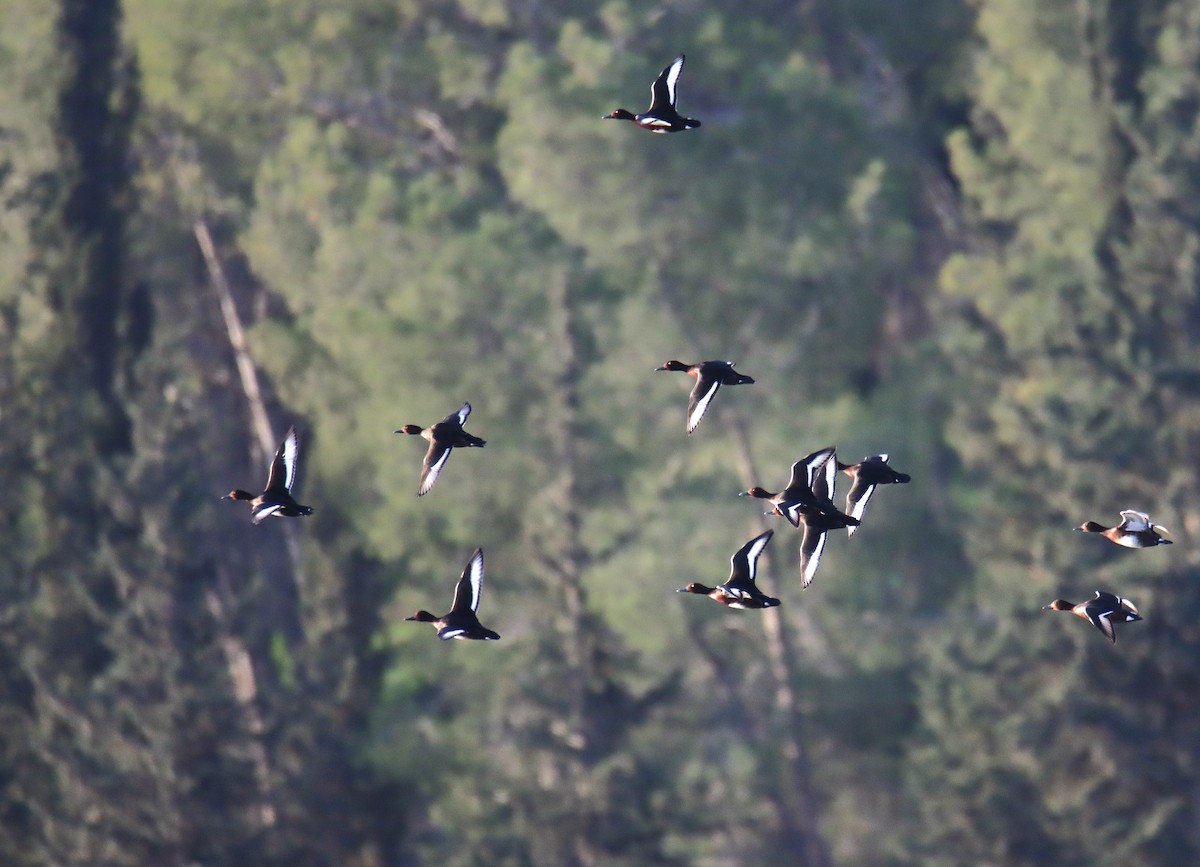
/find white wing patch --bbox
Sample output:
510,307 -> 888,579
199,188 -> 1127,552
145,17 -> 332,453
742,532 -> 772,581
466,549 -> 484,612
800,528 -> 828,589
664,55 -> 684,105
282,427 -> 300,490
687,380 -> 721,433
816,452 -> 837,501
418,446 -> 454,496
720,584 -> 752,602
252,504 -> 283,524
846,483 -> 877,537
803,448 -> 835,489
455,403 -> 472,426
1119,510 -> 1152,531
777,502 -> 803,528
1092,611 -> 1116,643
438,627 -> 467,641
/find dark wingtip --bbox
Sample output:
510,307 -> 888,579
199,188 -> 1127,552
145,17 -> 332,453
895,472 -> 912,483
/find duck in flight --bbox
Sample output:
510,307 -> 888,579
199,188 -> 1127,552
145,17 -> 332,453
1075,510 -> 1171,548
740,447 -> 856,528
796,448 -> 858,588
405,548 -> 501,641
1043,591 -> 1142,644
605,54 -> 701,133
395,403 -> 486,496
224,426 -> 314,524
656,360 -> 754,434
677,530 -> 779,609
837,453 -> 911,537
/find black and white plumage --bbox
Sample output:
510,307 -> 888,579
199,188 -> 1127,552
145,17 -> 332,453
604,54 -> 702,133
396,402 -> 486,496
224,426 -> 314,524
795,447 -> 857,589
406,548 -> 501,641
1044,591 -> 1142,644
677,529 -> 779,609
656,359 -> 755,434
838,453 -> 911,537
741,446 -> 853,528
1075,509 -> 1172,548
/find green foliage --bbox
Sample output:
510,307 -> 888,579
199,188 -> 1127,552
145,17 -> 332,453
910,1 -> 1200,863
18,0 -> 1200,864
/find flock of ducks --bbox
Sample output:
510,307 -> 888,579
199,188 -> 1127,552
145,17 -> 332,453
223,55 -> 1172,647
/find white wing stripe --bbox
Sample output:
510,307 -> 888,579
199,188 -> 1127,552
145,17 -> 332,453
687,381 -> 721,432
282,428 -> 299,490
419,447 -> 454,495
665,56 -> 683,105
743,534 -> 771,580
467,550 -> 484,612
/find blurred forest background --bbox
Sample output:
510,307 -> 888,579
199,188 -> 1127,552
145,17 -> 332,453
3,0 -> 1200,864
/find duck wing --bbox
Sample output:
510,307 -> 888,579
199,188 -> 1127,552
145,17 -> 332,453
727,529 -> 773,589
417,441 -> 454,496
265,427 -> 300,493
844,476 -> 876,538
450,548 -> 485,614
686,375 -> 721,434
799,524 -> 829,589
649,54 -> 685,113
